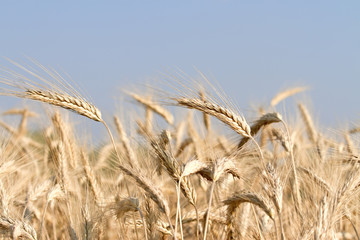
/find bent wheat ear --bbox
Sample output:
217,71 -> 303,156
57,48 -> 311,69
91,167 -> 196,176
175,97 -> 251,138
129,92 -> 174,124
238,112 -> 282,148
0,62 -> 103,123
223,191 -> 275,220
24,90 -> 102,122
270,86 -> 307,107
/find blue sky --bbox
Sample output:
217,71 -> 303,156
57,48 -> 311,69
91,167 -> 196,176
0,1 -> 359,131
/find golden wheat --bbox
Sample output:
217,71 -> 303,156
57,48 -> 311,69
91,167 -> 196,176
0,62 -> 357,239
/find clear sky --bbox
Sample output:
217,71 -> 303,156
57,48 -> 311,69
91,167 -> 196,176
0,1 -> 359,131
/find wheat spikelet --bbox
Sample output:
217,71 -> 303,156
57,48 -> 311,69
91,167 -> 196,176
224,191 -> 274,220
55,142 -> 71,195
349,127 -> 360,134
216,136 -> 231,155
0,181 -> 10,217
2,108 -> 37,117
238,112 -> 282,148
118,165 -> 170,216
52,112 -> 78,169
151,131 -> 197,207
111,197 -> 139,218
130,92 -> 174,124
174,120 -> 186,149
271,128 -> 290,152
202,157 -> 242,240
175,138 -> 193,158
144,199 -> 160,240
0,119 -> 41,149
186,113 -> 205,162
80,150 -> 104,207
81,204 -> 92,240
262,163 -> 284,239
298,103 -> 317,143
145,106 -> 154,134
23,180 -> 52,220
114,116 -> 138,169
315,197 -> 332,240
199,90 -> 211,132
181,160 -> 208,178
344,133 -> 357,156
298,167 -> 333,194
94,143 -> 116,170
298,103 -> 325,162
181,210 -> 226,225
263,163 -> 283,213
0,216 -> 37,240
0,61 -> 103,123
270,86 -> 307,107
223,191 -> 274,239
3,108 -> 37,137
39,184 -> 65,239
334,167 -> 360,210
25,89 -> 102,122
118,165 -> 176,236
175,97 -> 251,138
211,157 -> 240,182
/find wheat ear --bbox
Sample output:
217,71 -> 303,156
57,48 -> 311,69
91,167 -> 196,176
298,103 -> 317,144
344,133 -> 357,156
202,158 -> 240,240
130,92 -> 174,124
223,191 -> 275,239
349,127 -> 360,134
174,97 -> 251,138
280,119 -> 302,215
25,89 -> 102,122
114,116 -> 138,169
152,131 -> 197,239
298,167 -> 333,194
238,112 -> 282,148
263,163 -> 284,240
118,166 -> 175,236
270,86 -> 307,107
80,150 -> 104,207
199,90 -> 211,133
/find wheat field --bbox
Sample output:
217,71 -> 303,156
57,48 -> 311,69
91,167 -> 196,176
0,62 -> 358,240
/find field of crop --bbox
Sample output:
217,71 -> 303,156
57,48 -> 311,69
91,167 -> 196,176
0,62 -> 358,240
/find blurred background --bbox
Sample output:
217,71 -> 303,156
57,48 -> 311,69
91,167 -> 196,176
0,1 -> 359,135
